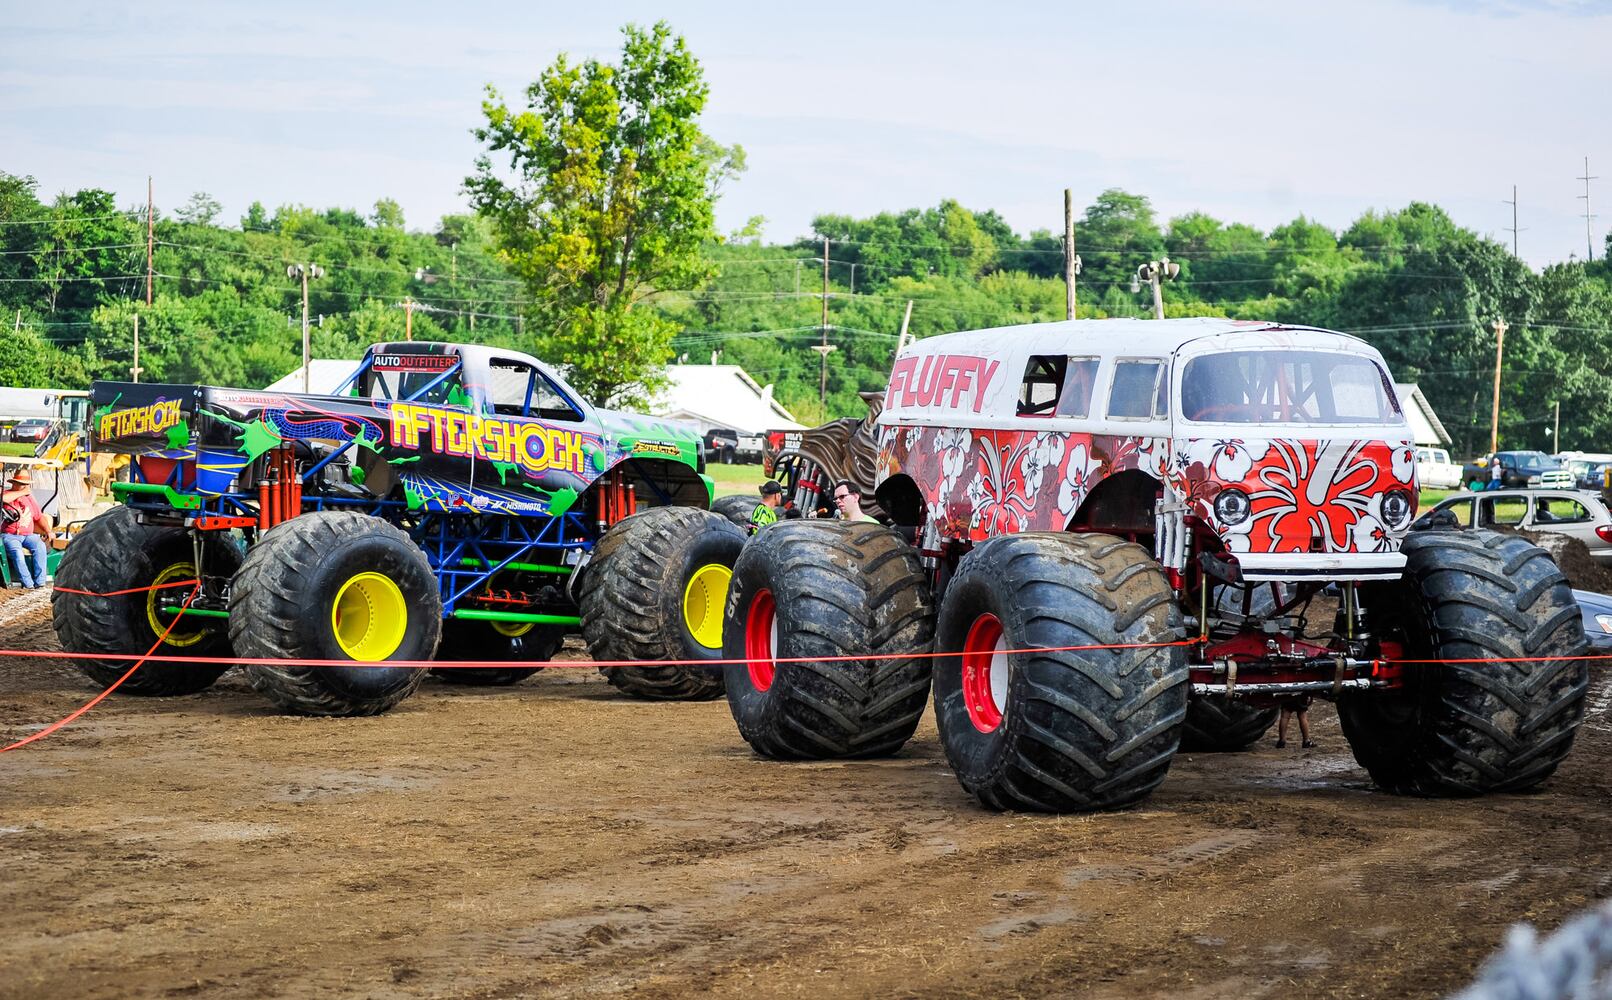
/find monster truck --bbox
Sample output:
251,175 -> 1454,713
758,390 -> 886,521
722,318 -> 1591,811
51,342 -> 743,716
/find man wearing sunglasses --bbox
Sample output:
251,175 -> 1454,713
831,480 -> 879,523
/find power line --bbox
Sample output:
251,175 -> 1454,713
0,211 -> 143,227
0,273 -> 147,283
0,241 -> 145,256
155,241 -> 527,288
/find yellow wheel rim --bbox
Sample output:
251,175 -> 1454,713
330,572 -> 408,661
147,562 -> 207,648
491,619 -> 534,638
682,563 -> 732,650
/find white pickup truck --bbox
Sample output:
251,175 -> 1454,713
1414,446 -> 1463,490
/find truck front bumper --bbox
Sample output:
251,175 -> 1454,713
1231,551 -> 1407,582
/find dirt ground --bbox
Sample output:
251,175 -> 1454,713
2,588 -> 1610,1000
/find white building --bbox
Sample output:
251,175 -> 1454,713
1394,383 -> 1451,448
265,360 -> 361,395
651,364 -> 805,436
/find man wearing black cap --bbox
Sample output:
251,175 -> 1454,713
750,480 -> 784,534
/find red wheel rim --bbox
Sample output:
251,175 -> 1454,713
962,613 -> 1008,733
746,589 -> 778,692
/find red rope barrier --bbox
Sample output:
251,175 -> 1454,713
3,575 -> 1602,753
0,638 -> 1206,671
50,579 -> 199,598
1,584 -> 200,753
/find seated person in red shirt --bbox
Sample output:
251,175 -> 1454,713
2,469 -> 55,589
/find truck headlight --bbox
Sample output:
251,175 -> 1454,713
1528,475 -> 1541,486
1596,614 -> 1612,635
1380,489 -> 1413,530
1214,488 -> 1251,526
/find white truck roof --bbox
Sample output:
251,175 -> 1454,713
895,317 -> 1370,361
879,318 -> 1400,434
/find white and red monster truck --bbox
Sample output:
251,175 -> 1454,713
719,318 -> 1591,811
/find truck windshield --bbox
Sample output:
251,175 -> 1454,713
1181,350 -> 1401,425
1511,452 -> 1554,472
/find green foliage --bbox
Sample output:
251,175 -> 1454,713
0,326 -> 51,386
466,21 -> 740,407
3,149 -> 1612,460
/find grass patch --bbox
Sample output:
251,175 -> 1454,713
0,443 -> 36,457
706,462 -> 769,497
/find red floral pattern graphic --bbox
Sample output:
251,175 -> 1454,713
878,425 -> 1417,554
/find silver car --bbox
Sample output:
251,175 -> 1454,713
1415,488 -> 1612,560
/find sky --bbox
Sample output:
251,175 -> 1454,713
3,0 -> 1610,270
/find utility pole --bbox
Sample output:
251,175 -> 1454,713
897,299 -> 914,354
1064,189 -> 1080,319
1554,399 -> 1561,449
1490,317 -> 1508,455
146,177 -> 154,307
1504,185 -> 1521,258
131,313 -> 143,383
1135,258 -> 1180,319
287,263 -> 325,392
1578,156 -> 1598,262
816,238 -> 832,405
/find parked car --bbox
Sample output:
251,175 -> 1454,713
1461,450 -> 1574,490
1572,589 -> 1612,650
1413,488 -> 1612,560
1559,456 -> 1612,491
703,428 -> 741,464
1414,446 -> 1462,490
8,418 -> 53,444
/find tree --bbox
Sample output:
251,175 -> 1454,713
0,327 -> 51,386
176,193 -> 222,226
466,21 -> 743,406
1076,189 -> 1166,293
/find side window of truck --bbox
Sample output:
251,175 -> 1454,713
1058,358 -> 1100,417
1016,356 -> 1101,418
488,360 -> 583,422
1108,360 -> 1164,420
1017,355 -> 1066,416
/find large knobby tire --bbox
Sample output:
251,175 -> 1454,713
230,511 -> 441,716
933,532 -> 1188,813
429,617 -> 562,686
1339,528 -> 1589,795
1180,696 -> 1279,752
579,506 -> 746,700
711,494 -> 762,530
722,520 -> 935,759
1180,584 -> 1280,752
51,505 -> 240,696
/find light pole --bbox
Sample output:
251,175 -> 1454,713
287,263 -> 325,392
1134,258 -> 1180,320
